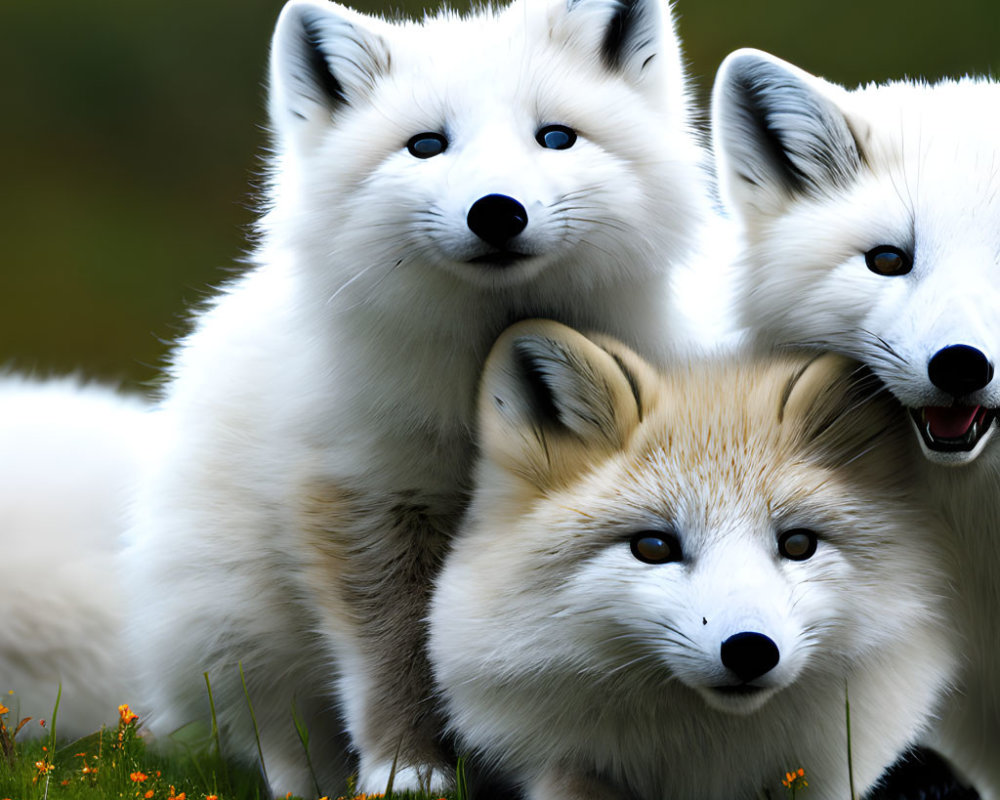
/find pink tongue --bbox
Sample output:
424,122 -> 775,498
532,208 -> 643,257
923,406 -> 981,439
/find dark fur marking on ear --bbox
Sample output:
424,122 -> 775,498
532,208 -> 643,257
610,353 -> 643,423
733,71 -> 808,195
511,339 -> 563,430
601,0 -> 646,72
300,18 -> 347,107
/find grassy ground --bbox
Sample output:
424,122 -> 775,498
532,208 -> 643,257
0,692 -> 974,800
0,700 -> 458,800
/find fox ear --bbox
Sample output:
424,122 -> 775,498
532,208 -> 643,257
477,320 -> 644,489
779,353 -> 909,475
268,0 -> 391,146
712,49 -> 863,222
553,0 -> 687,107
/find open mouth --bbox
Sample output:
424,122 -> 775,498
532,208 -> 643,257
909,405 -> 997,453
467,250 -> 531,268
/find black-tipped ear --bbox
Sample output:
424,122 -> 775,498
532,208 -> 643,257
713,49 -> 863,221
478,320 -> 644,488
553,0 -> 684,104
269,0 -> 390,145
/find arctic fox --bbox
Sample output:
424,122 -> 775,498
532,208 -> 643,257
429,319 -> 957,800
712,49 -> 1000,798
0,377 -> 152,739
122,0 -> 708,794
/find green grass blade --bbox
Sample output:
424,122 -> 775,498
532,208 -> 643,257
239,662 -> 270,790
845,681 -> 856,800
455,756 -> 469,800
290,700 -> 321,799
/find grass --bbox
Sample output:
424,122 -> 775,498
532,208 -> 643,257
0,696 -> 458,800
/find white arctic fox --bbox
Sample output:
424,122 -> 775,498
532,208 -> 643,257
429,319 -> 957,800
122,0 -> 708,794
712,49 -> 1000,798
0,377 -> 152,739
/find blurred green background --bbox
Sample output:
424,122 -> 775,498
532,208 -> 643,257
2,0 -> 997,391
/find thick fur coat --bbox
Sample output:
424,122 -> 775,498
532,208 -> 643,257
0,378 -> 152,739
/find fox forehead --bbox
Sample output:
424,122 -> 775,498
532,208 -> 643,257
550,363 -> 834,524
373,23 -> 648,125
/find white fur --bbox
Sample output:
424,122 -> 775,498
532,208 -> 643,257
0,377 -> 153,739
714,48 -> 1000,798
430,321 -> 958,800
123,0 -> 710,795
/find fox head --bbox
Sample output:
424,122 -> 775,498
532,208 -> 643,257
713,50 -> 1000,466
260,0 -> 705,300
431,320 -> 946,752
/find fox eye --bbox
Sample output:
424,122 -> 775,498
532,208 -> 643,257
406,132 -> 448,159
535,124 -> 577,150
629,531 -> 683,565
777,529 -> 818,561
865,245 -> 912,276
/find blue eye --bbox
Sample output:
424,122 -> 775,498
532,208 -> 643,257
536,124 -> 577,150
407,132 -> 448,158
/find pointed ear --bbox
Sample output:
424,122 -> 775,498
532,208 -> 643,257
712,49 -> 864,222
477,320 -> 644,489
779,353 -> 909,475
268,0 -> 391,148
551,0 -> 686,107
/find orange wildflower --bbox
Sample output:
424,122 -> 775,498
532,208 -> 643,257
205,795 -> 218,800
781,767 -> 808,791
145,791 -> 155,799
119,704 -> 139,725
0,704 -> 8,715
131,771 -> 149,783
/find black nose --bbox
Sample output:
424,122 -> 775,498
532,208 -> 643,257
467,194 -> 528,248
927,345 -> 994,397
720,632 -> 780,683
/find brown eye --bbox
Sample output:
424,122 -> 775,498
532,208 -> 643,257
630,532 -> 683,565
865,245 -> 912,276
777,529 -> 818,561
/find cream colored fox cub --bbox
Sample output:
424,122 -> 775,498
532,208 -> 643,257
430,320 -> 957,800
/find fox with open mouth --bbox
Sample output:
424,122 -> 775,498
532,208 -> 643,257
713,49 -> 1000,798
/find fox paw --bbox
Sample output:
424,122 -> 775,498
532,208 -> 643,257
357,760 -> 451,795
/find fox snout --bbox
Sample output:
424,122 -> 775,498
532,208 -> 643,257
466,193 -> 529,252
